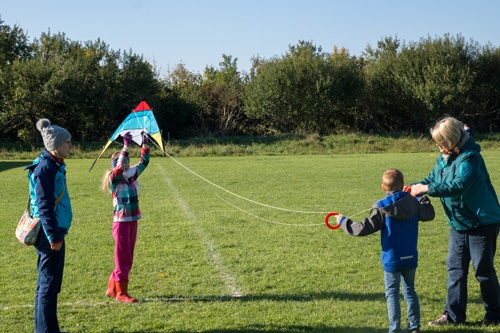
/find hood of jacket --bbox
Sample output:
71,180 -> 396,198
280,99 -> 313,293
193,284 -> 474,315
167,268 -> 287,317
378,191 -> 417,221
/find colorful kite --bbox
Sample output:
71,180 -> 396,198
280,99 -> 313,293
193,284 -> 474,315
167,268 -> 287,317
88,99 -> 167,171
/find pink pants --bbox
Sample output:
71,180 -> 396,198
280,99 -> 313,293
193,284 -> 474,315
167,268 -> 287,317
110,221 -> 138,282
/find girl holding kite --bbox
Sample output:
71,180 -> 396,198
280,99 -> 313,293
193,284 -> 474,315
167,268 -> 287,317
101,131 -> 150,303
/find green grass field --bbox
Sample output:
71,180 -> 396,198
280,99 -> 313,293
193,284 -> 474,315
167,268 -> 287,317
1,152 -> 500,332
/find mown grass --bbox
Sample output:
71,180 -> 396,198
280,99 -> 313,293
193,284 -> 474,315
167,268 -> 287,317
1,136 -> 500,332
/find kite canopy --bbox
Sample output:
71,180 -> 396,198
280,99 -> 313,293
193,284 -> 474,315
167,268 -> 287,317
89,99 -> 167,171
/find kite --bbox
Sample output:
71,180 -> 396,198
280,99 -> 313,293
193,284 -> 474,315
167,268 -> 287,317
89,99 -> 167,171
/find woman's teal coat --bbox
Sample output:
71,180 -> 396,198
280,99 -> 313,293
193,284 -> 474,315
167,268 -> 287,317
420,133 -> 500,231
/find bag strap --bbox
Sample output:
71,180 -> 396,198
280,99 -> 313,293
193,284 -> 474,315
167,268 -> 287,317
27,183 -> 66,213
54,184 -> 66,206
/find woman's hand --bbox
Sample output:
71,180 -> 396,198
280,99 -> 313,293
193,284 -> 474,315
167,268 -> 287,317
411,184 -> 429,197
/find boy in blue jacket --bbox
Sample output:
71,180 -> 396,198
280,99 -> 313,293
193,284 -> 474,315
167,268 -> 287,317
335,168 -> 435,333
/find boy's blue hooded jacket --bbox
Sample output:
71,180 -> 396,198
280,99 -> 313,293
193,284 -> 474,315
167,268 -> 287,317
25,149 -> 72,244
341,191 -> 435,272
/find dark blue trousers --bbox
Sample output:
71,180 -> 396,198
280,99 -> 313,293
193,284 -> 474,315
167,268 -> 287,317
34,230 -> 65,333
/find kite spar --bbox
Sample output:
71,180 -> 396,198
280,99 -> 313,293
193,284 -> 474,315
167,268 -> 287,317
89,99 -> 167,171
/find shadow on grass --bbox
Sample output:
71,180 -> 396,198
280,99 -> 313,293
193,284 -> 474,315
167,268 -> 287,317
0,161 -> 29,172
130,293 -> 490,333
142,290 -> 386,304
143,291 -> 487,308
98,323 -> 489,333
99,326 -> 387,333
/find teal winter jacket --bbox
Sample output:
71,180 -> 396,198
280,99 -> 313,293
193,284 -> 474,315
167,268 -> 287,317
419,132 -> 500,231
26,149 -> 72,244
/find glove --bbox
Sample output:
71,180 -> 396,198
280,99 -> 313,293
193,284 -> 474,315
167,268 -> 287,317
123,132 -> 132,146
142,132 -> 149,145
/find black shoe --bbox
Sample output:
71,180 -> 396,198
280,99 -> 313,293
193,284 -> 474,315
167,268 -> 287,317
479,317 -> 499,326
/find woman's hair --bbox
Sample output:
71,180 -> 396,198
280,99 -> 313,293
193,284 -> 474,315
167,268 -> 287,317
101,151 -> 120,194
382,168 -> 404,191
430,117 -> 463,152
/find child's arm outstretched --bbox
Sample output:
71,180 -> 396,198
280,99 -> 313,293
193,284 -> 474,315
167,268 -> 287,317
335,208 -> 384,236
117,131 -> 132,168
417,195 -> 435,222
135,132 -> 150,177
109,132 -> 132,186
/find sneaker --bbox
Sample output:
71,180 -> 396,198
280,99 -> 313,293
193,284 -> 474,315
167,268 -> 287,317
409,329 -> 420,333
428,314 -> 448,326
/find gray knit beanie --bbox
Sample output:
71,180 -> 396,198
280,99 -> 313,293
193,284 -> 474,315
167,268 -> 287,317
36,118 -> 71,151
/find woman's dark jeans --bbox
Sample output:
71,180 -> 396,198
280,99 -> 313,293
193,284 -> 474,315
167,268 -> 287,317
445,224 -> 500,324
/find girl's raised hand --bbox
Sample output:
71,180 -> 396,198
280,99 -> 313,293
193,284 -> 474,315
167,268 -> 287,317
123,132 -> 133,146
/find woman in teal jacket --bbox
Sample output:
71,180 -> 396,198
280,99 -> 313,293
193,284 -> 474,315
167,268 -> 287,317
411,117 -> 500,326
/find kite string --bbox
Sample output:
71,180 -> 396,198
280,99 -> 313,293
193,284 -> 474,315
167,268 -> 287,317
216,195 -> 324,227
217,193 -> 372,227
157,141 -> 376,224
159,146 -> 376,226
346,207 -> 372,219
163,150 -> 329,214
162,149 -> 373,218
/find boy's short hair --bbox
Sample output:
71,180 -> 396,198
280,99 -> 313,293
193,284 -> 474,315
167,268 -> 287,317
382,168 -> 404,191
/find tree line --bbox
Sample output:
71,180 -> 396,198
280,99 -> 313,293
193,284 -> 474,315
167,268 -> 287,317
1,17 -> 499,143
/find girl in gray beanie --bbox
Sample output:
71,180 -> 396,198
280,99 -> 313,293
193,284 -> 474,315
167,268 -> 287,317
27,118 -> 73,332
